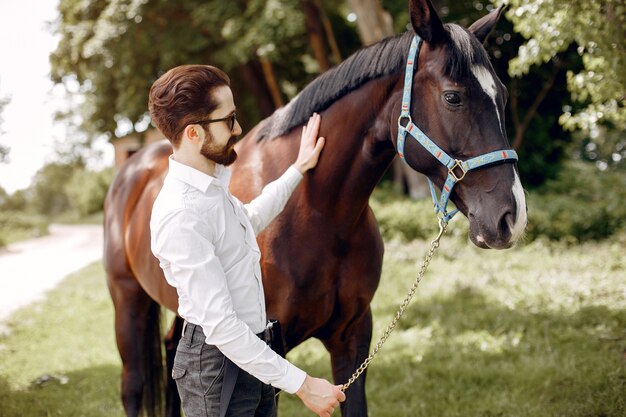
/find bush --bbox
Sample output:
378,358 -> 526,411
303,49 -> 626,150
370,185 -> 469,242
29,162 -> 81,216
525,161 -> 626,242
0,211 -> 49,246
65,167 -> 114,216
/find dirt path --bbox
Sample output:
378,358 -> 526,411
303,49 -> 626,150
0,224 -> 103,323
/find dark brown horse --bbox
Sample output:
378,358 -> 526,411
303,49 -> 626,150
103,1 -> 527,416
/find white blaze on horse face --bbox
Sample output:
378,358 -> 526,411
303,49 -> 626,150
448,25 -> 504,135
509,170 -> 527,242
470,65 -> 504,136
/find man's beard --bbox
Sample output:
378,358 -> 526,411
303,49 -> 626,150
200,133 -> 238,166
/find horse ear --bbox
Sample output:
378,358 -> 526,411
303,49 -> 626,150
468,4 -> 506,44
409,0 -> 446,45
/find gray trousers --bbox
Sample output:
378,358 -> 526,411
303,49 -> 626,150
172,322 -> 277,417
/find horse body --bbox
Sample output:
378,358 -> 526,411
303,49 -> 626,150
104,1 -> 527,416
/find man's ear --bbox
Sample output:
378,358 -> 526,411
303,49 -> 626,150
183,124 -> 202,143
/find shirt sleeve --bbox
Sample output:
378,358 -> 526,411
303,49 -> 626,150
243,165 -> 303,235
150,208 -> 306,394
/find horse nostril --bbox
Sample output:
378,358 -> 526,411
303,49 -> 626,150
499,211 -> 514,235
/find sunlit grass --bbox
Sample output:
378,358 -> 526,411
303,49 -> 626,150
0,233 -> 624,416
278,233 -> 626,416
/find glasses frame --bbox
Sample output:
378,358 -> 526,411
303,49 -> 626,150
188,112 -> 237,132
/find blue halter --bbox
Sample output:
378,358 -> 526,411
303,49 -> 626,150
397,35 -> 518,222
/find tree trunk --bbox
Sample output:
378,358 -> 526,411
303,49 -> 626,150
316,0 -> 342,65
347,0 -> 394,45
301,0 -> 331,72
348,0 -> 427,200
238,62 -> 276,118
259,56 -> 284,108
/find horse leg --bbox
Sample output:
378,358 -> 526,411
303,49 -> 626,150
322,308 -> 373,417
108,274 -> 163,417
164,316 -> 184,417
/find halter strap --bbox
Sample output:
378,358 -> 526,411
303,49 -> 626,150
397,35 -> 518,222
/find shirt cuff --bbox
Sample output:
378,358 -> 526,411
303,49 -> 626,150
278,362 -> 307,394
284,165 -> 304,188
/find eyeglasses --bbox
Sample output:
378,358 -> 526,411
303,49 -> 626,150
189,112 -> 237,132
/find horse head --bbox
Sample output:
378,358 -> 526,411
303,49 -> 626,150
394,0 -> 527,249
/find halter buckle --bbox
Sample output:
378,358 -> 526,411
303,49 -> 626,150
448,159 -> 467,182
397,114 -> 412,129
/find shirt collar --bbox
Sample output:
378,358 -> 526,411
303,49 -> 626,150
167,156 -> 231,192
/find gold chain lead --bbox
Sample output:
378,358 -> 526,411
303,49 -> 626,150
340,218 -> 447,391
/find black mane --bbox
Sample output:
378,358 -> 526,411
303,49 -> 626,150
258,31 -> 413,140
259,24 -> 492,141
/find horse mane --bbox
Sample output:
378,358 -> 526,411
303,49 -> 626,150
259,23 -> 493,141
258,31 -> 414,141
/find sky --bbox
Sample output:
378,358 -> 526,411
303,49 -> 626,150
0,1 -> 113,193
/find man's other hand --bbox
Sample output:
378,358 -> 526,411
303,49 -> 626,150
296,374 -> 346,417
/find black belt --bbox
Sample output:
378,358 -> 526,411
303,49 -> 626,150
182,321 -> 273,345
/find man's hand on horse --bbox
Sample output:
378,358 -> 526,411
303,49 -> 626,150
294,112 -> 325,174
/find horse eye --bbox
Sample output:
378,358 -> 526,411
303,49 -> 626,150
443,92 -> 462,106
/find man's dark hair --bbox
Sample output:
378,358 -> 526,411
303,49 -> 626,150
149,65 -> 230,147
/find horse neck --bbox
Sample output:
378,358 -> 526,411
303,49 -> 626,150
308,74 -> 401,234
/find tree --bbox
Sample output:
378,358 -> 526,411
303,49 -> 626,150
301,0 -> 342,72
65,166 -> 114,216
0,89 -> 10,164
50,0 -> 318,141
506,0 -> 626,168
29,161 -> 84,216
51,0 -> 592,187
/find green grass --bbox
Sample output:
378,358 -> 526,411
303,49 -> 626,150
0,233 -> 624,416
0,262 -> 124,417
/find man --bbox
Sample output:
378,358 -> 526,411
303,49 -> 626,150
149,64 -> 345,417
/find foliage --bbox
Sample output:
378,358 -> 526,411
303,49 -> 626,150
0,88 -> 10,164
0,189 -> 30,212
506,0 -> 626,153
576,126 -> 626,171
370,184 -> 469,242
0,186 -> 7,208
50,0 -> 317,141
525,160 -> 626,242
28,161 -> 84,217
1,239 -> 624,416
64,167 -> 114,216
0,211 -> 48,247
0,145 -> 8,164
13,161 -> 113,219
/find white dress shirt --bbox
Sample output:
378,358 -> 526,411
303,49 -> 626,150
150,156 -> 306,394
